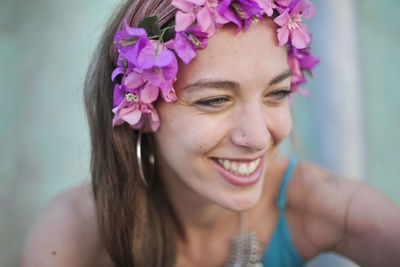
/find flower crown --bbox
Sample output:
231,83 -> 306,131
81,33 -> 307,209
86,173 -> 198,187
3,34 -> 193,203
111,0 -> 319,131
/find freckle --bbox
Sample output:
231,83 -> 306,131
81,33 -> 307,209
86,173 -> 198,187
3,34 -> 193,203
200,145 -> 203,149
52,251 -> 56,255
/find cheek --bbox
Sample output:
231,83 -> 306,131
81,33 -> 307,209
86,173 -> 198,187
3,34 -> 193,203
268,106 -> 292,143
155,103 -> 228,154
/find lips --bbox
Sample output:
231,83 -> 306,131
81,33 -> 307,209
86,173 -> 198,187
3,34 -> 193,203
211,156 -> 265,186
216,158 -> 261,176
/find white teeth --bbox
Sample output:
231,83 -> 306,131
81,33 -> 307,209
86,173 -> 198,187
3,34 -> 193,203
249,161 -> 256,173
231,162 -> 238,172
238,163 -> 248,175
216,157 -> 261,176
223,160 -> 231,169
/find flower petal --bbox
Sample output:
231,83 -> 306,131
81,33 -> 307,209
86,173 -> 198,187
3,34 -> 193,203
120,106 -> 142,126
196,7 -> 215,36
175,11 -> 196,32
172,0 -> 193,12
124,70 -> 145,89
154,49 -> 175,68
275,0 -> 292,7
123,20 -> 147,37
173,32 -> 197,64
124,37 -> 149,66
254,0 -> 275,17
111,67 -> 124,81
136,44 -> 157,69
290,23 -> 311,49
113,84 -> 125,107
292,0 -> 316,19
144,55 -> 178,88
274,9 -> 290,26
160,84 -> 178,103
141,82 -> 160,104
276,26 -> 289,46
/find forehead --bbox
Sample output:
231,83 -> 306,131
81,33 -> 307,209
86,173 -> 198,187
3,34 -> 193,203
174,19 -> 288,90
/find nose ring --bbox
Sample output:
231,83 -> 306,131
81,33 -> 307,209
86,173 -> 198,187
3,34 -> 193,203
241,130 -> 246,137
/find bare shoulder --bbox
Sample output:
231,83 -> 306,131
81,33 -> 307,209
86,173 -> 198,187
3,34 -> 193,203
20,183 -> 114,267
286,160 -> 400,266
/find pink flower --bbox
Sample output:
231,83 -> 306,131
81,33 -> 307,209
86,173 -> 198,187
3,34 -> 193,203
254,0 -> 276,17
287,46 -> 319,96
171,32 -> 197,64
115,21 -> 149,66
112,101 -> 160,131
169,32 -> 207,64
160,84 -> 178,103
288,50 -> 306,86
218,0 -> 263,31
173,0 -> 229,37
275,0 -> 292,7
136,41 -> 178,90
274,0 -> 316,49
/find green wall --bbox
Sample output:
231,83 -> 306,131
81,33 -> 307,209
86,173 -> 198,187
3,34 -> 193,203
361,0 -> 400,203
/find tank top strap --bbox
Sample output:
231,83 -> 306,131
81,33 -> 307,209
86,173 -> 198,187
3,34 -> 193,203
277,156 -> 298,209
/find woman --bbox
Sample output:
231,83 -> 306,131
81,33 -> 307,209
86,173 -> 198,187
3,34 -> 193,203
21,0 -> 400,266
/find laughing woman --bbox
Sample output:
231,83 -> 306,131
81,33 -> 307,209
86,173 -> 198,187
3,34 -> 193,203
21,0 -> 400,266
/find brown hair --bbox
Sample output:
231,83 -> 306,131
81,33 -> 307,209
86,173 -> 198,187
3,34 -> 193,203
84,1 -> 178,266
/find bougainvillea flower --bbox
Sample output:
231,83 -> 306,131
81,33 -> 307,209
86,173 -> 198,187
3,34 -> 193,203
115,21 -> 149,66
298,49 -> 320,70
112,101 -> 160,131
218,0 -> 263,31
274,0 -> 316,49
172,32 -> 197,63
123,68 -> 145,89
136,42 -> 176,70
140,82 -> 160,104
134,42 -> 178,89
160,84 -> 178,103
254,0 -> 276,17
173,0 -> 229,36
170,31 -> 207,63
113,84 -> 125,107
288,54 -> 306,86
143,57 -> 178,89
275,0 -> 292,7
287,46 -> 311,97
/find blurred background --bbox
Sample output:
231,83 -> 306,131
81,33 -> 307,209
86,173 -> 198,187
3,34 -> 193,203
0,0 -> 399,266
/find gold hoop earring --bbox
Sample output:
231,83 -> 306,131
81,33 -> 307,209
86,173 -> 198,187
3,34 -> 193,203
136,131 -> 154,186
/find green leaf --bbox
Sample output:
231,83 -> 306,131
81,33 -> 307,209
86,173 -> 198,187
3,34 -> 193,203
138,15 -> 161,37
163,27 -> 176,42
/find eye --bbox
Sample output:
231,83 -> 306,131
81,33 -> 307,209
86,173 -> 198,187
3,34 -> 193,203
195,96 -> 231,109
265,89 -> 291,104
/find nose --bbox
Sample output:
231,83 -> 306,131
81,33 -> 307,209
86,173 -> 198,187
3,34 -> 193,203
230,105 -> 271,151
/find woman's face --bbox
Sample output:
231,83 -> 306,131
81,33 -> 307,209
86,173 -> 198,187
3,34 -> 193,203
154,19 -> 292,211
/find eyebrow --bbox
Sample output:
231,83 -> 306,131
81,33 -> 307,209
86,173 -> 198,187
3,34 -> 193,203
269,69 -> 292,86
182,69 -> 292,91
182,79 -> 239,91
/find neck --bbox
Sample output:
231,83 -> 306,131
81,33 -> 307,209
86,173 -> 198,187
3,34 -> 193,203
162,172 -> 240,240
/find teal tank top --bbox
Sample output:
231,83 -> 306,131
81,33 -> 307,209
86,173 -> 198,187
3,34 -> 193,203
261,156 -> 305,266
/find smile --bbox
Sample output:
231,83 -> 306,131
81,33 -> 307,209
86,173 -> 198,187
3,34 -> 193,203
211,156 -> 265,187
216,158 -> 261,176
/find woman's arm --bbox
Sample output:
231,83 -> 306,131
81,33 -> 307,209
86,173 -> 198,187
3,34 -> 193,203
332,182 -> 400,266
289,161 -> 400,266
20,184 -> 113,267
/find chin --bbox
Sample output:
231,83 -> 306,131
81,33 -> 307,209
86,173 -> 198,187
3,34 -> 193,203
214,181 -> 264,211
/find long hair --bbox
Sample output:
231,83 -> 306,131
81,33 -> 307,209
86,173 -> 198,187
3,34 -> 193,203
83,1 -> 178,266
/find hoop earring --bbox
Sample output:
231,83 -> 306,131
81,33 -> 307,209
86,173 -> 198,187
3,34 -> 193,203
136,131 -> 154,186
